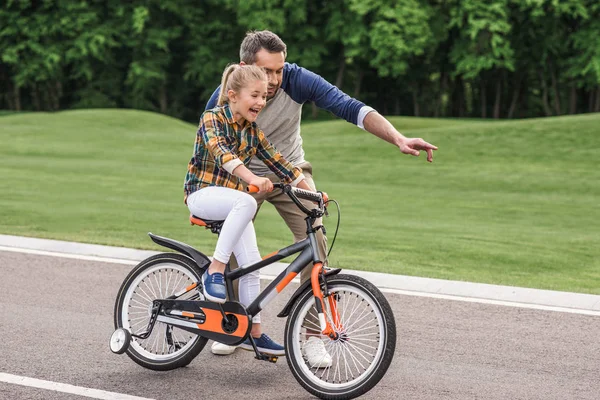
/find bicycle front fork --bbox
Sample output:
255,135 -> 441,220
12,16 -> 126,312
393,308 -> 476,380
310,262 -> 341,340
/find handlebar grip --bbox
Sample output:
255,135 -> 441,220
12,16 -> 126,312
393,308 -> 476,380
248,183 -> 323,203
247,183 -> 285,193
293,187 -> 323,203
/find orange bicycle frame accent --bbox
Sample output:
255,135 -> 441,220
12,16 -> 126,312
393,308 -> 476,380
311,262 -> 339,338
328,292 -> 342,330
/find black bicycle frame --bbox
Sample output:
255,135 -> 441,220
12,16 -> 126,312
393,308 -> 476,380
225,220 -> 320,319
148,185 -> 335,335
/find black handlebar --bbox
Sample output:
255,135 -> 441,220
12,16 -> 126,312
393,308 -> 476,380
248,183 -> 327,218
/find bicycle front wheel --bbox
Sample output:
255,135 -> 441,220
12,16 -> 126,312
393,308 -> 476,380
114,253 -> 208,371
284,274 -> 396,400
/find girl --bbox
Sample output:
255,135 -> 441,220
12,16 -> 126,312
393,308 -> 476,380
183,64 -> 313,355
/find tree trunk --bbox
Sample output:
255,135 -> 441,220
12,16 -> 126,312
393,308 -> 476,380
394,98 -> 401,115
539,71 -> 552,116
480,81 -> 487,118
311,102 -> 318,119
465,79 -> 473,116
56,81 -> 62,110
493,79 -> 501,119
433,80 -> 441,118
549,61 -> 561,115
13,84 -> 21,111
507,74 -> 521,119
595,88 -> 600,113
569,85 -> 577,115
589,89 -> 595,112
46,83 -> 55,111
335,54 -> 345,89
0,68 -> 6,109
47,81 -> 61,111
517,80 -> 527,118
457,77 -> 465,118
32,84 -> 41,111
160,83 -> 168,114
411,84 -> 420,117
3,87 -> 10,110
353,68 -> 364,98
433,72 -> 447,118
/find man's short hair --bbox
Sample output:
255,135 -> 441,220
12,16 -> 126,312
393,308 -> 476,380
240,30 -> 287,64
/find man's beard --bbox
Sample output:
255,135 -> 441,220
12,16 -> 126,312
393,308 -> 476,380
267,85 -> 279,100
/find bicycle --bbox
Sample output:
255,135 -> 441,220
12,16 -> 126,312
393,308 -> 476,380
110,183 -> 396,399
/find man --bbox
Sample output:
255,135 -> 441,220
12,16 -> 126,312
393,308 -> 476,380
205,30 -> 437,364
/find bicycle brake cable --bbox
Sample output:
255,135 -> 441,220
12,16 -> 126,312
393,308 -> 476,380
324,199 -> 340,260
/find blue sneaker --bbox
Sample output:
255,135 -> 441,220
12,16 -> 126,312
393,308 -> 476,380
202,270 -> 226,303
240,334 -> 285,356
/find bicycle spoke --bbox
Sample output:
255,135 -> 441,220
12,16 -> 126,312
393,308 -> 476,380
129,319 -> 147,331
339,291 -> 356,325
124,266 -> 201,356
341,345 -> 351,382
343,341 -> 365,376
165,269 -> 174,297
161,325 -> 168,354
287,278 -> 394,393
129,314 -> 147,325
171,272 -> 186,295
141,277 -> 159,299
342,304 -> 372,332
347,322 -> 380,336
302,320 -> 321,332
343,339 -> 376,360
153,272 -> 162,299
136,284 -> 155,303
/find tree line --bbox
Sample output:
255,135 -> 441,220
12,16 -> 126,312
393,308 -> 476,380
1,0 -> 599,122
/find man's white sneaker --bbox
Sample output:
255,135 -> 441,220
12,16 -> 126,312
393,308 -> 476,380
211,341 -> 237,355
302,337 -> 332,368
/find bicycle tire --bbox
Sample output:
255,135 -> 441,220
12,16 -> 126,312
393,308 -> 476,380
114,253 -> 208,371
284,274 -> 396,399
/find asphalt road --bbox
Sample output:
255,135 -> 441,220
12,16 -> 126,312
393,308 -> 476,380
1,251 -> 598,400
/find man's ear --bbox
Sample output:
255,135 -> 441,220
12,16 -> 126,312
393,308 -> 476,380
239,61 -> 246,66
227,89 -> 237,103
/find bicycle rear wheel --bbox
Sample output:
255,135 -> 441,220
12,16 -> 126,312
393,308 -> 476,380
114,253 -> 208,371
284,274 -> 396,400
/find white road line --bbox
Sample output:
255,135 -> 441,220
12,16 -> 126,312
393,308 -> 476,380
377,288 -> 600,317
0,373 -> 154,400
2,245 -> 599,316
255,275 -> 600,316
0,245 -> 138,265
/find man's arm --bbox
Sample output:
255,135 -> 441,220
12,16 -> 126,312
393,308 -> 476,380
205,86 -> 221,110
282,63 -> 363,125
284,63 -> 437,161
255,128 -> 306,186
362,111 -> 438,163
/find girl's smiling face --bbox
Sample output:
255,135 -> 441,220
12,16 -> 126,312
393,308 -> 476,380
229,79 -> 268,123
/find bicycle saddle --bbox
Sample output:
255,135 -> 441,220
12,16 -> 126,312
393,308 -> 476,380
190,215 -> 224,234
189,215 -> 223,226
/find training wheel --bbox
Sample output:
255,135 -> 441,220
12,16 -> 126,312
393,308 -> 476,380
110,328 -> 131,354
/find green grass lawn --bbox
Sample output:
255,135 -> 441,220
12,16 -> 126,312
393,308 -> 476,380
0,110 -> 24,116
1,109 -> 598,294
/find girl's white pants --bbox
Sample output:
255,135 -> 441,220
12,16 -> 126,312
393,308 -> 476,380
187,186 -> 261,323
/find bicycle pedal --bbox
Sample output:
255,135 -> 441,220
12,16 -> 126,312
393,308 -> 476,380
255,353 -> 278,363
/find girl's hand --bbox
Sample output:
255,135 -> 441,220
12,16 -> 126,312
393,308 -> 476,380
249,177 -> 273,193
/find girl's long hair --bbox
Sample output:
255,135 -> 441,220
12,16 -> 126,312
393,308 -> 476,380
217,64 -> 268,106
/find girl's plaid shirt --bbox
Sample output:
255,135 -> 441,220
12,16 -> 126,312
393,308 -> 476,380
184,104 -> 302,200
